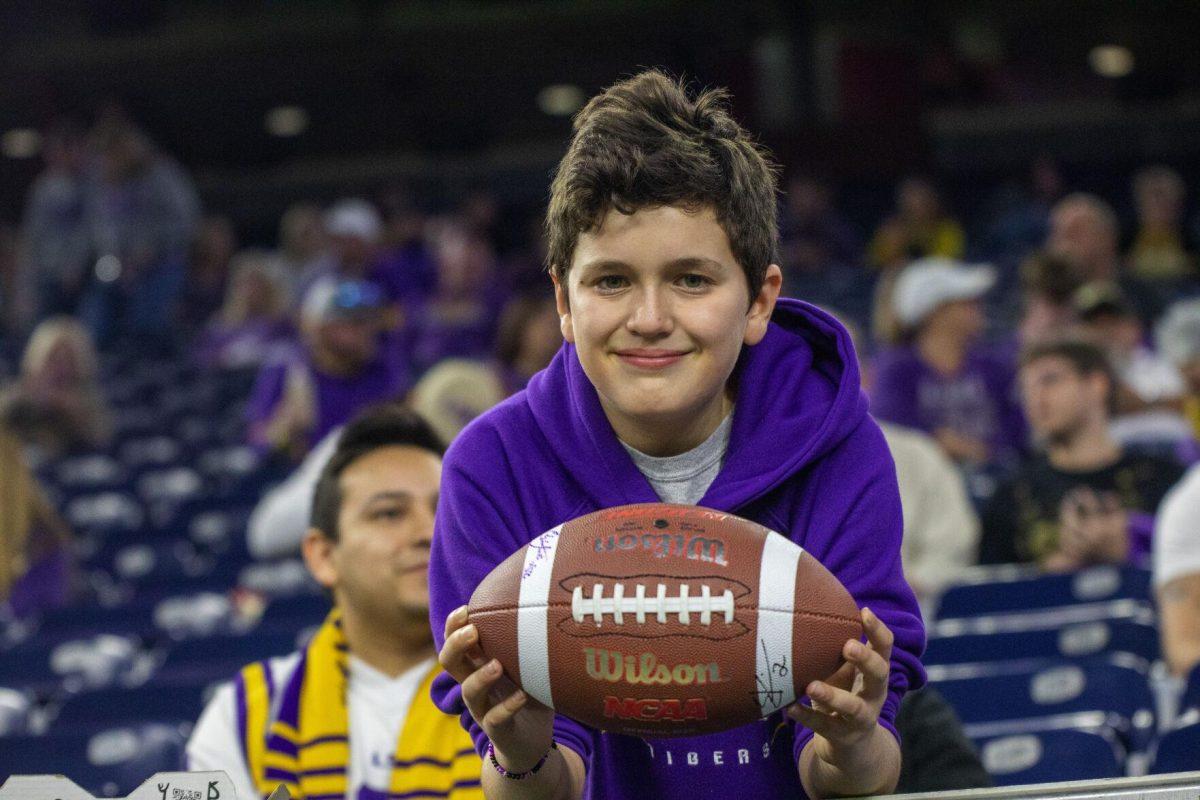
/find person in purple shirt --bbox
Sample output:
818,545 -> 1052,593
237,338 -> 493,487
432,70 -> 924,800
245,277 -> 407,462
871,257 -> 1027,467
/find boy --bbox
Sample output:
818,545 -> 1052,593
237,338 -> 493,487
432,70 -> 925,799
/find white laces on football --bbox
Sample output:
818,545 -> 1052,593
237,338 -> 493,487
571,583 -> 735,626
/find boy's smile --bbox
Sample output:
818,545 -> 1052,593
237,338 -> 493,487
554,204 -> 781,457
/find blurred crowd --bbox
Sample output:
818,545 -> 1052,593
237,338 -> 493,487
1,112 -> 1200,681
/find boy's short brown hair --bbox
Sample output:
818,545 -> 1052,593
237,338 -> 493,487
545,69 -> 779,298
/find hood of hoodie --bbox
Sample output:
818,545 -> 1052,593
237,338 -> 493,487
523,296 -> 869,513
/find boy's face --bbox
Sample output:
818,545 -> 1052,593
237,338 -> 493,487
554,204 -> 781,453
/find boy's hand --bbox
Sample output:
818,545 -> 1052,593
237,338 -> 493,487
789,608 -> 900,796
440,605 -> 556,773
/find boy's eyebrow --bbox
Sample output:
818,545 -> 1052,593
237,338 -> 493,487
576,256 -> 727,274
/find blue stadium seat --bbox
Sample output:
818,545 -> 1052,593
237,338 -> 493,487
0,687 -> 33,736
0,634 -> 148,694
154,631 -> 296,684
974,726 -> 1124,785
929,656 -> 1156,751
51,684 -> 208,734
935,566 -> 1153,620
925,618 -> 1160,668
1179,664 -> 1200,719
0,724 -> 188,794
1151,721 -> 1200,773
35,599 -> 159,642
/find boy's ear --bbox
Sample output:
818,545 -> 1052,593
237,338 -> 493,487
551,271 -> 575,344
302,528 -> 338,590
744,264 -> 783,346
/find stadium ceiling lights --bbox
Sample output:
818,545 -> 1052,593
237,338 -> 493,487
1089,45 -> 1134,79
1,128 -> 41,159
538,84 -> 585,117
265,105 -> 309,137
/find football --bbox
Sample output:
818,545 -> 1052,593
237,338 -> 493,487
467,503 -> 863,738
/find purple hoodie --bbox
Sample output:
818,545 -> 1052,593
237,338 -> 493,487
429,298 -> 926,799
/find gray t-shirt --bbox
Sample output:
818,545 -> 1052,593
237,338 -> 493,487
621,413 -> 733,505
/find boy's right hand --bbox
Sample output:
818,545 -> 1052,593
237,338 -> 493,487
440,605 -> 557,773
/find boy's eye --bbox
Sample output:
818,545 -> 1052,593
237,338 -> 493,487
678,273 -> 710,290
596,275 -> 628,291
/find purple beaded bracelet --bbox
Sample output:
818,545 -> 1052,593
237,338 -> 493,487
487,740 -> 557,780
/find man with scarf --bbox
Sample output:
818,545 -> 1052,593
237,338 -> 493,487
186,404 -> 482,799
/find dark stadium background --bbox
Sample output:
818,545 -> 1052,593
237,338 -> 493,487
2,1 -> 1200,795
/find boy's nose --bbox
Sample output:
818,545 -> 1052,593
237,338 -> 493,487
626,290 -> 673,336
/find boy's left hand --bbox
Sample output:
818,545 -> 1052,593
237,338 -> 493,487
788,607 -> 893,762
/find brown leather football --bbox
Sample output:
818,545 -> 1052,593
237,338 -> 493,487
468,503 -> 863,738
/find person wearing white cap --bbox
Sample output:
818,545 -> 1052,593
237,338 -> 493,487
870,257 -> 1026,466
294,198 -> 385,300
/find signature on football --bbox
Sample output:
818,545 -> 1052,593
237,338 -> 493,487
522,526 -> 561,580
754,637 -> 790,710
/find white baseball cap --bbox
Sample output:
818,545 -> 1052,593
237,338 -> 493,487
324,198 -> 382,242
892,257 -> 996,328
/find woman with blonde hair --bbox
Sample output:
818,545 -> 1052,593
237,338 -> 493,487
0,425 -> 75,617
195,249 -> 294,370
0,316 -> 111,456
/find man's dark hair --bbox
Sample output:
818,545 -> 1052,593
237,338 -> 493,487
545,69 -> 779,299
310,403 -> 445,541
1020,339 -> 1118,413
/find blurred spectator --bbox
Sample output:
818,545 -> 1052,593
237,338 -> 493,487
188,405 -> 480,798
0,316 -> 111,457
247,293 -> 560,560
1016,251 -> 1082,348
245,278 -> 406,462
1157,298 -> 1200,440
982,156 -> 1064,260
1047,193 -> 1122,284
1126,165 -> 1197,281
980,340 -> 1184,569
181,214 -> 238,329
195,249 -> 294,371
14,119 -> 92,330
848,316 -> 979,607
298,198 -> 382,293
0,425 -> 75,618
78,113 -> 200,346
272,202 -> 327,296
895,687 -> 991,793
868,177 -> 965,270
409,219 -> 505,372
871,258 -> 1024,466
372,189 -> 436,304
1153,464 -> 1200,677
780,176 -> 863,273
1072,282 -> 1192,457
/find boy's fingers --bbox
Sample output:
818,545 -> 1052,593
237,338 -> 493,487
788,703 -> 841,738
438,621 -> 484,682
459,659 -> 504,720
862,608 -> 894,662
807,681 -> 870,725
480,688 -> 529,732
443,605 -> 469,642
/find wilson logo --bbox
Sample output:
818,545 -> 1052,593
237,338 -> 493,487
593,533 -> 727,566
585,648 -> 722,686
603,695 -> 709,722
